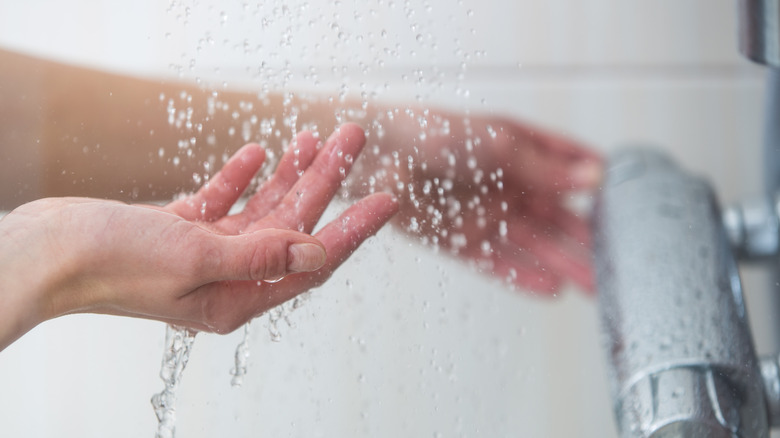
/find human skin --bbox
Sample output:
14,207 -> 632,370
0,48 -> 602,300
0,123 -> 399,351
389,113 -> 601,293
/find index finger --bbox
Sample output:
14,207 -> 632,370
167,143 -> 266,221
247,123 -> 367,233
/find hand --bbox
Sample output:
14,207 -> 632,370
0,123 -> 398,350
388,113 -> 602,295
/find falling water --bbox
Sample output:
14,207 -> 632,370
229,324 -> 251,387
151,0 -> 492,435
151,325 -> 196,438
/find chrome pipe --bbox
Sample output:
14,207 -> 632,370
764,69 -> 780,192
722,193 -> 780,260
762,66 -> 780,351
739,0 -> 780,67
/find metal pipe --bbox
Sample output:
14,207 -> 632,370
760,353 -> 780,427
722,193 -> 780,260
594,149 -> 769,437
738,0 -> 780,67
763,69 -> 780,197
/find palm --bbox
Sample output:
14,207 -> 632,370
157,124 -> 396,332
397,116 -> 600,294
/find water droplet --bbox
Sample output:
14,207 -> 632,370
498,220 -> 508,237
265,275 -> 285,284
408,217 -> 420,232
422,180 -> 432,195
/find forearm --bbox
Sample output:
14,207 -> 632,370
0,48 -> 534,208
0,49 -> 341,207
0,49 -> 184,207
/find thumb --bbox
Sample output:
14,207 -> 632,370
188,228 -> 327,283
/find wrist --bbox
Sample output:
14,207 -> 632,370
0,239 -> 44,351
0,206 -> 77,351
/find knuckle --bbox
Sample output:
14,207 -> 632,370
249,239 -> 288,281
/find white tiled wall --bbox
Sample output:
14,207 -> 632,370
0,1 -> 772,437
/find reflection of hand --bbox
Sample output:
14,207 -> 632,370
396,115 -> 602,295
0,123 -> 398,350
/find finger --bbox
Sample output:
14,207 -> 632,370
505,218 -> 593,293
93,220 -> 327,333
547,208 -> 591,249
524,196 -> 592,246
183,226 -> 327,284
515,120 -> 601,161
263,192 -> 399,308
168,143 -> 266,221
488,246 -> 563,295
454,234 -> 563,295
248,123 -> 367,233
174,192 -> 399,334
166,227 -> 329,333
503,142 -> 602,194
241,130 -> 321,221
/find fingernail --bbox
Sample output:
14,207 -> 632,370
571,162 -> 603,187
287,243 -> 327,272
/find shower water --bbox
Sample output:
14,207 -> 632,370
150,325 -> 196,438
150,0 -> 496,435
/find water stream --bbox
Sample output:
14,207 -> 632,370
149,1 -> 483,435
151,325 -> 197,438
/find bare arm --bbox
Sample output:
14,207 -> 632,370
0,124 -> 398,351
0,48 -> 603,295
0,48 -> 331,207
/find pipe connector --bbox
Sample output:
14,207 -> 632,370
722,194 -> 780,260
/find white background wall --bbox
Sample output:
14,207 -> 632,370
0,1 -> 772,437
